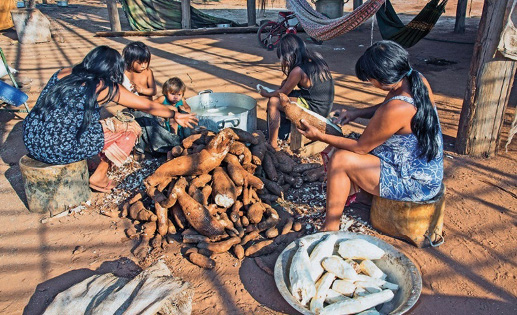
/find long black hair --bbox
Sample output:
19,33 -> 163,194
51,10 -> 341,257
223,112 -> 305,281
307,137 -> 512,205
276,34 -> 332,83
355,40 -> 440,162
122,41 -> 151,71
33,46 -> 124,141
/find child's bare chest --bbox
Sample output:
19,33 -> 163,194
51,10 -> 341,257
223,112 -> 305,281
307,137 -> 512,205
126,71 -> 149,87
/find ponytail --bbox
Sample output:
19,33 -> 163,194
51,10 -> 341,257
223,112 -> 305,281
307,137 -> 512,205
407,70 -> 440,162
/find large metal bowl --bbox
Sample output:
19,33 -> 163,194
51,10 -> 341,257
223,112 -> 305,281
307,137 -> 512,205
274,232 -> 422,315
186,91 -> 257,132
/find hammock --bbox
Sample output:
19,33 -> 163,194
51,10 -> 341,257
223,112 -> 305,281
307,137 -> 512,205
285,0 -> 386,41
376,0 -> 448,48
119,0 -> 242,31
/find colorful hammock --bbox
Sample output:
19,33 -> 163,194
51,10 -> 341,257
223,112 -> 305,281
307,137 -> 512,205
120,0 -> 241,31
376,0 -> 448,48
285,0 -> 386,41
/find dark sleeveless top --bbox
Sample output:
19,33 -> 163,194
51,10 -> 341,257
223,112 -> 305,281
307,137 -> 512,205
290,63 -> 335,118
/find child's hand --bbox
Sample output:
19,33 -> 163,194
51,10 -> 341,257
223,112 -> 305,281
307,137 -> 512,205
175,112 -> 199,129
129,82 -> 138,94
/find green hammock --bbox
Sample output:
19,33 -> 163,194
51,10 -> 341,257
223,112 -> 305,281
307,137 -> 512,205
376,0 -> 448,48
120,0 -> 242,31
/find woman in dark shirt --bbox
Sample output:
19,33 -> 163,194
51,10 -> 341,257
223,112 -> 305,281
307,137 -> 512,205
259,34 -> 334,149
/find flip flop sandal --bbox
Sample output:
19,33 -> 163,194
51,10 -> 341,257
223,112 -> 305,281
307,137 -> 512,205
345,193 -> 357,207
89,179 -> 115,193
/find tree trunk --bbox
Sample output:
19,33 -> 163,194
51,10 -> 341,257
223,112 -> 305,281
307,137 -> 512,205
247,0 -> 256,26
181,0 -> 191,29
106,0 -> 121,32
454,0 -> 469,33
456,0 -> 517,157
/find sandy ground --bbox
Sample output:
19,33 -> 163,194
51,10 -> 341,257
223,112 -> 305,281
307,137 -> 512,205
0,0 -> 516,314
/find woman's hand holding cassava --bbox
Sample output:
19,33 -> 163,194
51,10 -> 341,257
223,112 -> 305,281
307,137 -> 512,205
297,119 -> 322,141
175,112 -> 199,129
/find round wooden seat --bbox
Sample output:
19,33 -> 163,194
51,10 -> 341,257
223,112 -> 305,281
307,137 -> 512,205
370,184 -> 446,248
19,155 -> 91,215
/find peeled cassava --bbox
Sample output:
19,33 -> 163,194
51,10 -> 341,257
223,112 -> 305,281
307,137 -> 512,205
338,239 -> 386,260
309,234 -> 338,282
279,93 -> 343,137
320,289 -> 394,315
309,272 -> 335,314
289,239 -> 316,306
322,256 -> 358,280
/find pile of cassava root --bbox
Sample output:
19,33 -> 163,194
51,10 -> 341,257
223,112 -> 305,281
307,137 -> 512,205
115,127 -> 328,269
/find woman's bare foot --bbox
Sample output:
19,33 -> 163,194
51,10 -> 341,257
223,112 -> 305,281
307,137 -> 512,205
320,221 -> 340,232
89,177 -> 115,193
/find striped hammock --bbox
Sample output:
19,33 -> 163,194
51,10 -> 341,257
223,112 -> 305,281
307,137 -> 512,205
286,0 -> 386,41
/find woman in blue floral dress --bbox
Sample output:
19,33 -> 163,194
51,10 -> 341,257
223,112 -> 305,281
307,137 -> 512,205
297,41 -> 443,231
23,46 -> 198,192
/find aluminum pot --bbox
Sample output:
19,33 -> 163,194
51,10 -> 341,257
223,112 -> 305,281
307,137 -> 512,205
186,90 -> 257,132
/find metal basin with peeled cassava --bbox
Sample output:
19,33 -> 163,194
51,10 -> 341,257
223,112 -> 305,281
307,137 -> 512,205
274,231 -> 422,314
186,90 -> 257,132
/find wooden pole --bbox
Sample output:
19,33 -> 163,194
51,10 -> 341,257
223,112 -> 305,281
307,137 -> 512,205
455,0 -> 517,157
106,0 -> 121,32
454,0 -> 469,33
181,0 -> 191,29
353,0 -> 363,10
95,26 -> 261,38
247,0 -> 256,26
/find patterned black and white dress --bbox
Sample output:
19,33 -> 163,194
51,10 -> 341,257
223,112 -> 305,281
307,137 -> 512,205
23,70 -> 104,164
371,96 -> 443,201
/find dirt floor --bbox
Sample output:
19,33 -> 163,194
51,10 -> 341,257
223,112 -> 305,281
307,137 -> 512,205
1,0 -> 516,314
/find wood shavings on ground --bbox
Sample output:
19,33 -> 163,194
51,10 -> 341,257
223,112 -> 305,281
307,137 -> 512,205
90,158 -> 163,216
280,179 -> 373,235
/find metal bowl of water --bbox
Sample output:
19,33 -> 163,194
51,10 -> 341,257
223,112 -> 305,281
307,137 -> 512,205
186,90 -> 257,132
274,232 -> 422,315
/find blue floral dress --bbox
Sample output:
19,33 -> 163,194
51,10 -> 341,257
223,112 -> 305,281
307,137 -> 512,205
23,70 -> 104,165
371,96 -> 443,201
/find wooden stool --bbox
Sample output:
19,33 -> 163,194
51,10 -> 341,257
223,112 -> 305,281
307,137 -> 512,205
19,155 -> 91,215
289,122 -> 329,156
370,184 -> 446,248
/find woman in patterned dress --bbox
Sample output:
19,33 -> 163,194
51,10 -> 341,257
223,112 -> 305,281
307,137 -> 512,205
297,41 -> 443,231
23,46 -> 198,193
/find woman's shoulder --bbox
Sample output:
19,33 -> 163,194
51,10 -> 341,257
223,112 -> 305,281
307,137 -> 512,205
382,95 -> 416,115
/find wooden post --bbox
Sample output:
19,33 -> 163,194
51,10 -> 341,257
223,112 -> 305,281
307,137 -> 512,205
455,0 -> 517,157
181,0 -> 191,29
353,0 -> 363,10
454,0 -> 468,33
247,0 -> 256,26
106,0 -> 121,32
290,122 -> 304,152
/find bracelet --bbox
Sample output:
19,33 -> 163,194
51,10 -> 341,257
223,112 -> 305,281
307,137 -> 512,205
171,109 -> 176,119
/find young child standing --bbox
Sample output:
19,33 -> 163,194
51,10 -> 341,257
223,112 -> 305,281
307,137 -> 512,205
122,41 -> 157,99
155,77 -> 191,137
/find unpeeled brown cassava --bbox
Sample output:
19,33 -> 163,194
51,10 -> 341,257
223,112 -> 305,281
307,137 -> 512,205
145,128 -> 238,192
278,93 -> 343,137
